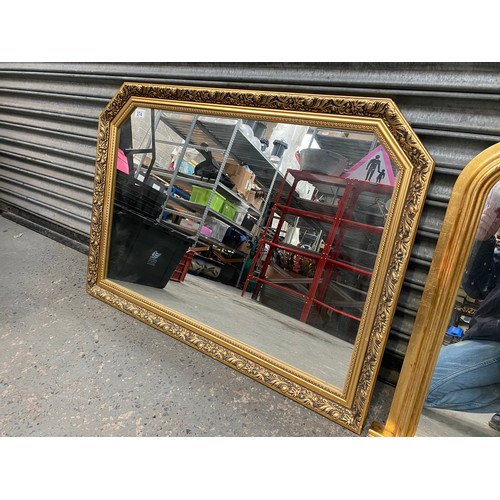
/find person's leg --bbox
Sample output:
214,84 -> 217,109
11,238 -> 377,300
424,340 -> 500,413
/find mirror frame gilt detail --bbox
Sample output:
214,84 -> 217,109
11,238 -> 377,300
86,83 -> 434,433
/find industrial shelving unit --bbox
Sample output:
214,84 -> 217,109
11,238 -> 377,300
129,111 -> 290,253
242,168 -> 393,333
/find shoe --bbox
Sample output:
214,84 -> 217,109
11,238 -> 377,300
488,412 -> 500,432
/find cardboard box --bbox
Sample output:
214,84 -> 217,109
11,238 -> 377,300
236,241 -> 252,255
246,190 -> 264,211
224,163 -> 255,197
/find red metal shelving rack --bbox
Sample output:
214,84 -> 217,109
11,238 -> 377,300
241,168 -> 392,325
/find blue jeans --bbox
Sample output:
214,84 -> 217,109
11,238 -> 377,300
424,340 -> 500,413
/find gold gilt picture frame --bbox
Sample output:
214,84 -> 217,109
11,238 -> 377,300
86,83 -> 434,434
370,142 -> 500,437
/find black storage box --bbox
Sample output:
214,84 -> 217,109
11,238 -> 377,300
108,205 -> 193,288
114,170 -> 165,219
222,227 -> 246,249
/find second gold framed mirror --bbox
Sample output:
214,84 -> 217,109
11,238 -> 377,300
87,83 -> 434,434
370,142 -> 500,437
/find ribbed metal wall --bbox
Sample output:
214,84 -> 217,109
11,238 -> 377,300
1,62 -> 499,382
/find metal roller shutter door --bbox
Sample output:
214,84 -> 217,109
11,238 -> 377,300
1,62 -> 498,382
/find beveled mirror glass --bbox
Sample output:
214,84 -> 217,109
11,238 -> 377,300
87,83 -> 433,434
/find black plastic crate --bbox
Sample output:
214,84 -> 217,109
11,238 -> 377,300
114,171 -> 165,219
108,205 -> 194,288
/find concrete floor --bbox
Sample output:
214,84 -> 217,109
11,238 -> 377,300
417,407 -> 497,437
0,214 -> 394,437
1,214 -> 497,438
113,276 -> 353,388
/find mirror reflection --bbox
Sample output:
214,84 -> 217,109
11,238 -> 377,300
106,107 -> 397,390
418,180 -> 500,436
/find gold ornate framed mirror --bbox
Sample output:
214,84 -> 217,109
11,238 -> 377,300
370,142 -> 500,437
87,83 -> 433,434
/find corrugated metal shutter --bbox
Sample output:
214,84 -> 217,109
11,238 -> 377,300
1,62 -> 499,382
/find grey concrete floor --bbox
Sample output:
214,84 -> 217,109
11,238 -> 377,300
2,214 -> 497,439
113,276 -> 354,388
0,215 -> 395,437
